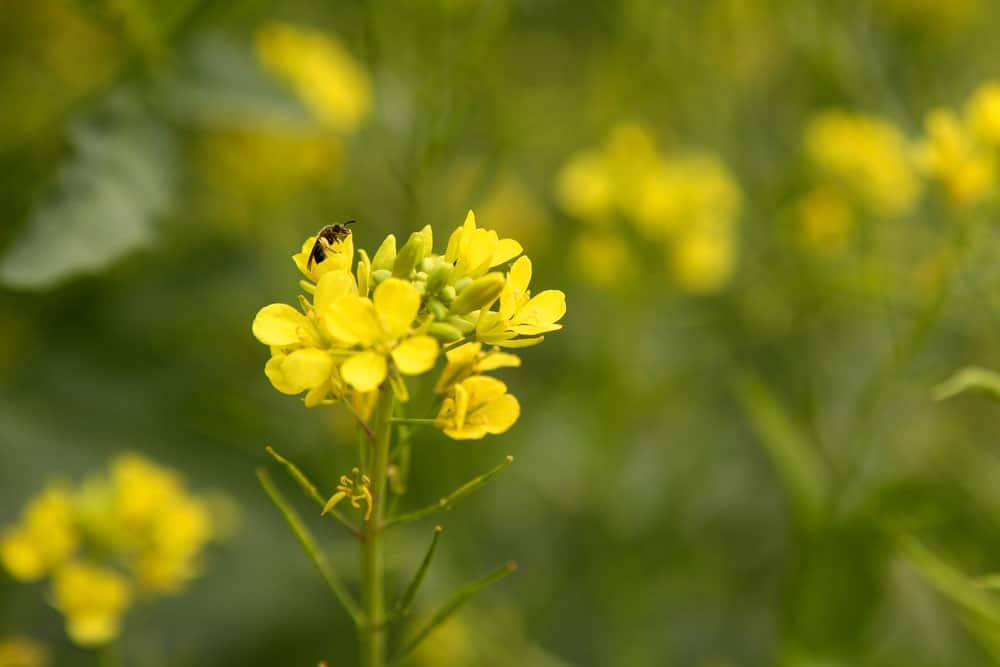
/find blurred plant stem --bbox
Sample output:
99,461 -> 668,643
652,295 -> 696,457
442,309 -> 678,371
96,642 -> 117,667
360,383 -> 394,667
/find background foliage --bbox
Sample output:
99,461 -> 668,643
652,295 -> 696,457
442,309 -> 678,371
3,0 -> 1000,665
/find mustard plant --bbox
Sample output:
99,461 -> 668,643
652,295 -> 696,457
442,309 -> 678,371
251,211 -> 566,667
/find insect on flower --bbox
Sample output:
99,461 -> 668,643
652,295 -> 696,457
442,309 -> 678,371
307,221 -> 355,269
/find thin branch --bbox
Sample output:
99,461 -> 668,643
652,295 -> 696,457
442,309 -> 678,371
383,456 -> 513,530
392,561 -> 517,663
256,468 -> 364,626
392,526 -> 444,620
343,397 -> 376,441
265,446 -> 360,538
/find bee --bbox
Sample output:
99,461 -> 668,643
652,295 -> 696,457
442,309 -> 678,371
307,221 -> 355,269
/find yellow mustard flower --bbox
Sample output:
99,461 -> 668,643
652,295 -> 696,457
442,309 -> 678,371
632,152 -> 742,240
554,150 -> 615,222
255,23 -> 372,133
323,278 -> 440,394
253,270 -> 358,405
434,342 -> 520,393
476,256 -> 567,348
805,110 -> 921,217
444,211 -> 523,283
967,81 -> 1000,146
131,496 -> 212,593
671,229 -> 735,294
0,636 -> 48,667
51,561 -> 131,647
0,485 -> 78,582
293,231 -> 355,284
435,376 -> 520,440
914,108 -> 995,208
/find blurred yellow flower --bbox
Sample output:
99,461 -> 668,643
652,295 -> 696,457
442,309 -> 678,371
914,108 -> 995,208
805,110 -> 920,217
966,81 -> 1000,146
477,256 -> 567,348
0,637 -> 48,667
569,230 -> 637,288
0,485 -> 77,582
255,23 -> 372,133
793,187 -> 856,255
435,376 -> 520,440
671,229 -> 734,294
434,342 -> 521,393
555,150 -> 614,221
633,153 -> 742,240
52,561 -> 131,647
555,122 -> 742,294
2,454 -> 222,647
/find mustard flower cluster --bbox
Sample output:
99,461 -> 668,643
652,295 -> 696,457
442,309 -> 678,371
555,123 -> 742,293
792,83 -> 1000,255
0,454 -> 218,647
251,212 -> 566,439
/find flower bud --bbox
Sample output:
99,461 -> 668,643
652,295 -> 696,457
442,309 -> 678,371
428,322 -> 464,342
371,269 -> 392,284
371,234 -> 397,271
454,276 -> 472,292
425,263 -> 453,295
440,285 -> 456,302
428,299 -> 449,320
392,232 -> 426,278
447,315 -> 476,334
450,273 -> 506,314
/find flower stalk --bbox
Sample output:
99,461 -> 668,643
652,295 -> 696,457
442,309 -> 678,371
359,383 -> 395,667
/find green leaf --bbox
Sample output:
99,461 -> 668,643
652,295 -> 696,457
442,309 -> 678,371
734,373 -> 828,530
0,94 -> 174,289
898,534 -> 1000,659
933,367 -> 1000,402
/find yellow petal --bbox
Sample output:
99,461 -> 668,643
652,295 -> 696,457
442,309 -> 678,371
391,335 -> 440,375
373,278 -> 420,340
280,348 -> 333,389
493,336 -> 544,348
478,351 -> 521,371
491,238 -> 523,266
252,304 -> 309,346
264,353 -> 303,394
0,528 -> 45,581
478,393 -> 520,435
341,351 -> 388,392
314,270 -> 357,313
453,382 -> 470,430
323,296 -> 380,346
511,290 -> 566,330
463,375 -> 508,404
508,256 -> 532,292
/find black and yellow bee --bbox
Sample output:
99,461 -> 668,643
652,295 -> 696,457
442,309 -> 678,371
307,221 -> 355,269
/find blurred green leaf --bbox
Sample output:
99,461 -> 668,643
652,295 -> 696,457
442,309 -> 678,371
933,367 -> 1000,402
734,373 -> 828,530
0,92 -> 174,289
899,534 -> 1000,659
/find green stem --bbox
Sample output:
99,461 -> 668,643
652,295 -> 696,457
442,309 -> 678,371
389,418 -> 436,426
360,383 -> 395,667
